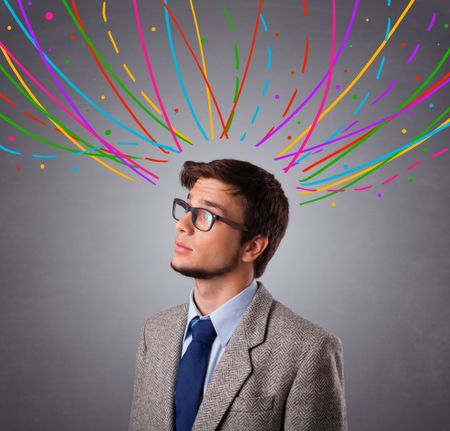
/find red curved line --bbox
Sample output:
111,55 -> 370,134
301,36 -> 309,74
23,110 -> 46,126
301,0 -> 309,17
71,0 -> 169,155
159,0 -> 229,139
220,0 -> 263,138
0,92 -> 16,106
145,157 -> 169,163
282,88 -> 298,117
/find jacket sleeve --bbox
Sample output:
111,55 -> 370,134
128,321 -> 148,431
283,334 -> 347,430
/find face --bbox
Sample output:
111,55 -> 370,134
170,178 -> 246,280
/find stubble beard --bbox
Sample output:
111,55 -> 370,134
170,248 -> 241,280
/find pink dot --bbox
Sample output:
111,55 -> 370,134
45,11 -> 54,20
8,135 -> 15,142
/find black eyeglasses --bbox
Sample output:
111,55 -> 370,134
172,198 -> 247,232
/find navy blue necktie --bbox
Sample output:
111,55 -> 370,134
174,317 -> 217,431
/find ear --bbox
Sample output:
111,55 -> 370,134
240,235 -> 269,263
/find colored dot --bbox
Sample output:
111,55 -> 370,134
290,70 -> 295,75
7,25 -> 12,31
422,147 -> 429,152
349,44 -> 353,48
201,37 -> 206,44
8,135 -> 15,142
105,129 -> 111,135
101,95 -> 106,100
151,26 -> 157,32
174,108 -> 179,113
39,163 -> 45,169
377,193 -> 382,199
287,135 -> 292,140
275,32 -> 280,37
64,59 -> 70,65
401,128 -> 407,134
343,164 -> 348,170
352,94 -> 358,100
44,11 -> 54,20
335,84 -> 341,90
444,23 -> 448,29
344,68 -> 348,74
407,178 -> 414,183
16,167 -> 21,172
27,1 -> 32,5
401,42 -> 406,47
429,103 -> 434,108
72,165 -> 78,172
47,47 -> 52,52
415,75 -> 420,81
275,94 -> 280,100
331,202 -> 337,207
297,121 -> 301,125
69,34 -> 75,41
365,17 -> 369,22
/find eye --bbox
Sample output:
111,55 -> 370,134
202,211 -> 213,223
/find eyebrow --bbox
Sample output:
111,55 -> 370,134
187,193 -> 227,215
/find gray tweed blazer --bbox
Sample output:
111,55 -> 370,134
128,283 -> 347,430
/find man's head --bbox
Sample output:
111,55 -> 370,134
170,159 -> 289,280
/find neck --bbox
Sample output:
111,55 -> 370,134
193,268 -> 254,316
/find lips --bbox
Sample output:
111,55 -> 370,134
175,240 -> 192,252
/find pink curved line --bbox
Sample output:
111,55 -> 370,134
354,185 -> 372,191
382,174 -> 398,185
407,160 -> 423,170
132,0 -> 182,153
283,0 -> 337,173
16,0 -> 158,183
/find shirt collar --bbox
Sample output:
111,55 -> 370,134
183,279 -> 258,348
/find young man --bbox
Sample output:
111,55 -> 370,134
129,159 -> 347,431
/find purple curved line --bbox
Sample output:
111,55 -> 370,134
371,80 -> 396,105
406,44 -> 420,64
426,12 -> 436,31
16,0 -> 157,184
344,119 -> 359,131
255,0 -> 360,148
283,0 -> 337,172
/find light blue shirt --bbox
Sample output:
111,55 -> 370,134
180,279 -> 258,395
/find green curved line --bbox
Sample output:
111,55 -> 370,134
223,6 -> 234,32
0,62 -> 141,164
234,76 -> 240,102
61,0 -> 191,144
234,43 -> 240,70
300,48 -> 450,183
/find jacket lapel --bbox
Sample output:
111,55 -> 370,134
192,283 -> 274,430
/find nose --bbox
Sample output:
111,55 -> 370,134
176,210 -> 195,234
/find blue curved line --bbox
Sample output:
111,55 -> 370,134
293,151 -> 313,165
267,47 -> 272,70
163,0 -> 208,141
353,92 -> 370,115
31,154 -> 57,158
376,56 -> 385,80
240,132 -> 247,142
0,144 -> 21,155
251,106 -> 260,124
262,78 -> 270,96
301,122 -> 450,186
384,17 -> 391,41
260,13 -> 268,33
2,0 -> 178,153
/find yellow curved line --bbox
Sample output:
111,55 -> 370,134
108,30 -> 119,54
123,63 -> 136,82
297,117 -> 449,194
278,0 -> 415,158
102,1 -> 107,24
0,45 -> 141,184
190,0 -> 214,139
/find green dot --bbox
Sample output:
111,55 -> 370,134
297,121 -> 301,125
352,94 -> 358,100
444,23 -> 448,29
105,129 -> 111,135
201,37 -> 206,44
64,59 -> 70,64
408,178 -> 414,183
422,147 -> 429,152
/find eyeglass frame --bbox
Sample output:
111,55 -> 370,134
172,198 -> 248,232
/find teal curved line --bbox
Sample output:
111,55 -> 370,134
260,13 -> 268,33
0,144 -> 21,155
163,0 -> 208,140
2,0 -> 178,153
301,122 -> 450,186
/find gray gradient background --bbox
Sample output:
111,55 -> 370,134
0,0 -> 449,430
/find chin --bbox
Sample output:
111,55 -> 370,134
170,259 -> 239,280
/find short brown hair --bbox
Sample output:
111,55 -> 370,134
180,159 -> 289,278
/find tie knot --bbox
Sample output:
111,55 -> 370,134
191,318 -> 217,346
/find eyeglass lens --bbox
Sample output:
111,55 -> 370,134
174,201 -> 214,231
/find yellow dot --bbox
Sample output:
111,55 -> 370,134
401,128 -> 407,134
331,202 -> 337,207
365,17 -> 369,22
40,163 -> 45,169
151,26 -> 157,32
101,95 -> 106,100
7,25 -> 12,31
